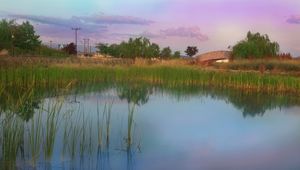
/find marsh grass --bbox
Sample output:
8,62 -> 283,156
214,59 -> 300,73
2,65 -> 300,95
28,108 -> 43,167
62,106 -> 81,160
62,106 -> 95,160
44,99 -> 63,160
0,114 -> 24,170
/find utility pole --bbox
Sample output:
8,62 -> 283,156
72,27 -> 81,54
83,38 -> 90,56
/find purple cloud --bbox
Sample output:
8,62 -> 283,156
140,27 -> 208,41
287,15 -> 300,24
9,14 -> 80,28
6,13 -> 154,42
140,31 -> 164,39
8,14 -> 108,35
77,14 -> 154,25
160,27 -> 208,41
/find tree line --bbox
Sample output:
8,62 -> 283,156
1,19 -> 285,59
96,37 -> 182,59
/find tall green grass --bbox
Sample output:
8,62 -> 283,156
28,108 -> 43,167
0,114 -> 24,170
1,66 -> 300,95
44,99 -> 63,160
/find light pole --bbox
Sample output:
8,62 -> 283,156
11,34 -> 15,57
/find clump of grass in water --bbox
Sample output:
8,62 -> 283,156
44,99 -> 63,160
96,102 -> 114,152
62,107 -> 80,160
27,108 -> 43,167
0,114 -> 24,170
62,106 -> 92,160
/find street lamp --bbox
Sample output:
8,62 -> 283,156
11,34 -> 15,57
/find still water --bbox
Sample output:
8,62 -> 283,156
1,85 -> 300,170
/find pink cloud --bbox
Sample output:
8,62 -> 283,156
160,27 -> 208,41
140,26 -> 208,41
287,15 -> 300,24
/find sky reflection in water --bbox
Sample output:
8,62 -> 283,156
1,87 -> 300,170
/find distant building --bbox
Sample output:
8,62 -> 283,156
195,51 -> 232,65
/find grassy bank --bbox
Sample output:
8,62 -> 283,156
1,65 -> 300,94
213,59 -> 300,74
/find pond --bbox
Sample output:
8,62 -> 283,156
1,84 -> 300,170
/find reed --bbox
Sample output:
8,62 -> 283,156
1,65 -> 300,95
126,103 -> 136,150
44,99 -> 63,160
28,108 -> 43,167
0,114 -> 24,170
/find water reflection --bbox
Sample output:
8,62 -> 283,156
1,83 -> 300,169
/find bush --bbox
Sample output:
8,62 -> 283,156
232,31 -> 279,59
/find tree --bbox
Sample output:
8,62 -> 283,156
13,21 -> 41,51
0,19 -> 41,51
96,43 -> 110,54
173,51 -> 181,58
232,31 -> 280,59
0,19 -> 16,50
62,43 -> 77,55
160,47 -> 172,59
185,46 -> 198,57
146,43 -> 160,58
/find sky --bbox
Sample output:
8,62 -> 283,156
0,0 -> 299,56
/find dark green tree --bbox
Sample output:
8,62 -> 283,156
146,43 -> 160,58
185,46 -> 198,57
96,43 -> 110,55
160,47 -> 172,59
0,19 -> 16,50
13,21 -> 41,51
173,51 -> 181,58
232,31 -> 280,59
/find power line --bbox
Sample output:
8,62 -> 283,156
83,38 -> 90,56
72,27 -> 81,54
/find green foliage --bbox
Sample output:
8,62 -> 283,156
232,31 -> 280,59
185,46 -> 198,57
0,19 -> 15,50
173,51 -> 181,58
214,59 -> 300,72
96,37 -> 165,58
13,21 -> 41,51
160,47 -> 172,59
37,45 -> 69,57
0,19 -> 41,51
